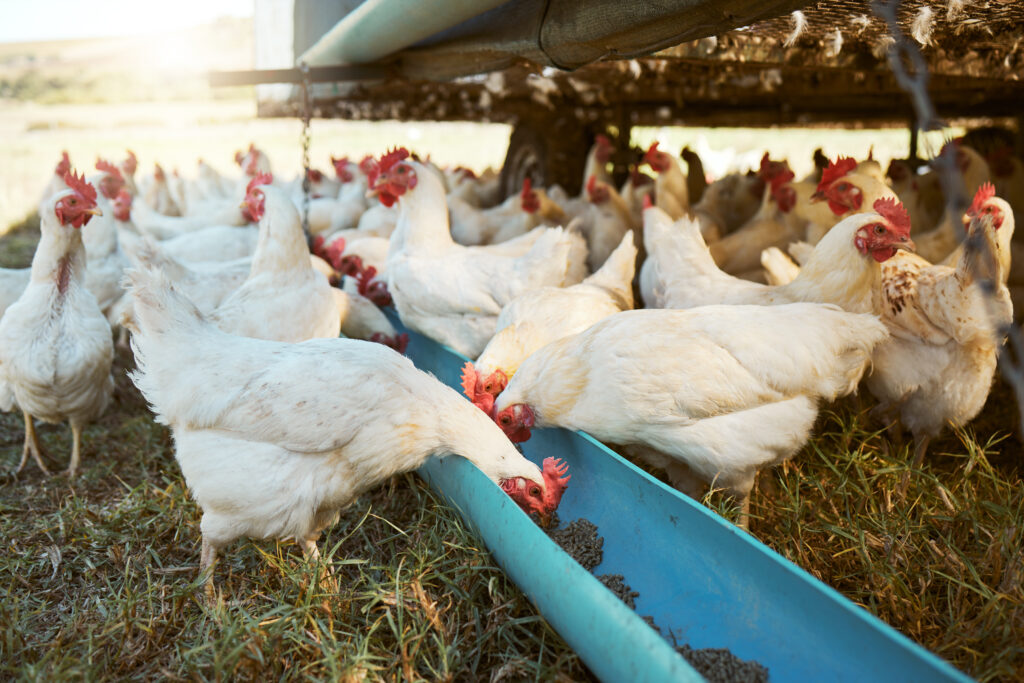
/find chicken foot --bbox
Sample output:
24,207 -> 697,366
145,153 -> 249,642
199,536 -> 218,604
300,537 -> 338,594
17,411 -> 51,476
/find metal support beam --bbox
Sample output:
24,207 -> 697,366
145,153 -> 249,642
208,65 -> 392,87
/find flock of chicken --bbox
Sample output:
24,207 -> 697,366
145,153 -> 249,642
0,131 -> 1019,590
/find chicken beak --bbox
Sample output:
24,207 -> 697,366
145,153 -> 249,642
238,200 -> 248,210
896,237 -> 916,252
810,190 -> 826,202
538,511 -> 553,529
85,207 -> 103,216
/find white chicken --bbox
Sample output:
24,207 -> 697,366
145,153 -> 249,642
376,149 -> 585,358
0,173 -> 114,476
303,157 -> 370,235
83,160 -> 132,315
646,198 -> 915,315
867,184 -> 1014,478
117,183 -> 260,264
462,231 -> 637,412
123,263 -> 570,594
577,175 -> 635,271
491,303 -> 888,527
209,181 -> 338,342
643,142 -> 688,220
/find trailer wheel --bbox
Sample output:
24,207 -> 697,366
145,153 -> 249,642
500,119 -> 589,199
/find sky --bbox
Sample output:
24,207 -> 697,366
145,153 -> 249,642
0,0 -> 253,44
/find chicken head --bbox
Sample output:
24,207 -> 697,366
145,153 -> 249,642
856,198 -> 915,262
494,403 -> 535,443
331,156 -> 354,183
811,157 -> 862,215
586,175 -> 610,204
55,171 -> 101,228
460,362 -> 508,413
367,148 -> 415,207
95,159 -> 126,200
500,456 -> 570,526
113,189 -> 132,222
241,172 -> 273,222
966,182 -> 1005,230
643,142 -> 672,173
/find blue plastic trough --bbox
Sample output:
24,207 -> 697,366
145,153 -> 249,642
389,313 -> 972,682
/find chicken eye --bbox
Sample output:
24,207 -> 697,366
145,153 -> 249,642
499,415 -> 510,425
837,183 -> 850,191
69,198 -> 77,204
874,224 -> 886,235
529,486 -> 541,497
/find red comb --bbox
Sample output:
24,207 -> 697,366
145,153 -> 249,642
643,142 -> 660,161
817,157 -> 858,193
96,158 -> 123,181
968,182 -> 997,217
542,457 -> 571,509
520,177 -> 533,197
123,150 -> 137,175
154,163 -> 165,181
246,172 -> 273,195
873,197 -> 911,236
460,361 -> 479,400
459,362 -> 494,412
379,148 -> 410,174
596,134 -> 611,148
358,155 -> 376,175
56,151 -> 70,176
356,266 -> 378,296
63,171 -> 98,206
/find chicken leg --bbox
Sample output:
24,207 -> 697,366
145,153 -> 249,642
68,419 -> 83,477
17,411 -> 51,476
200,536 -> 217,604
897,433 -> 931,497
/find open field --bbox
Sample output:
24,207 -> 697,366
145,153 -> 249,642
1,97 -> 964,234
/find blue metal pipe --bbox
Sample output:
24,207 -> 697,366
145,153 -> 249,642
298,0 -> 511,66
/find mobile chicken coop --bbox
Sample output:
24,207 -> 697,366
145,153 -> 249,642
212,1 -> 1023,680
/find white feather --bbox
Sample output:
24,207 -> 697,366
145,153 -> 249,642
911,6 -> 935,46
783,11 -> 807,48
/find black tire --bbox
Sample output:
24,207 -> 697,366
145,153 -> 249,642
500,118 -> 590,199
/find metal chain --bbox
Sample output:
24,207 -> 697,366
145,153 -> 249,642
299,62 -> 313,241
873,0 -> 1024,435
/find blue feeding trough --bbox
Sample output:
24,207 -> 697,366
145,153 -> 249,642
388,312 -> 972,683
